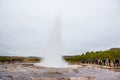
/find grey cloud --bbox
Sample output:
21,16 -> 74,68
0,0 -> 120,56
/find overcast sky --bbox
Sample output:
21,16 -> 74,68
0,0 -> 120,56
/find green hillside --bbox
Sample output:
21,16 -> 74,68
64,48 -> 120,62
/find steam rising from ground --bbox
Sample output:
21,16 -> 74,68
35,16 -> 68,68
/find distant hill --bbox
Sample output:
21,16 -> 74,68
0,56 -> 40,63
64,48 -> 120,62
110,48 -> 120,50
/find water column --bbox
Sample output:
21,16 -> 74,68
35,15 -> 68,68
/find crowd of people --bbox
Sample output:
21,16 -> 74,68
80,59 -> 120,67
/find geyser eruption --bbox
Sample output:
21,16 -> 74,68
35,15 -> 68,68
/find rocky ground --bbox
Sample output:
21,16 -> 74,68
0,64 -> 120,80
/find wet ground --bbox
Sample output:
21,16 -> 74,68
0,64 -> 120,80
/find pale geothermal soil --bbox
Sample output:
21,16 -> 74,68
0,64 -> 120,80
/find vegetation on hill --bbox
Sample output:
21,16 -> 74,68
0,56 -> 40,63
0,48 -> 120,64
64,48 -> 120,62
